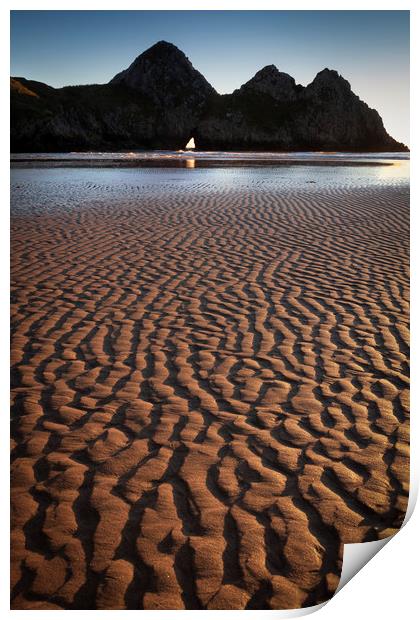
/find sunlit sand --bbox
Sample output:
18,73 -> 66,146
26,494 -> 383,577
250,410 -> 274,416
11,160 -> 409,609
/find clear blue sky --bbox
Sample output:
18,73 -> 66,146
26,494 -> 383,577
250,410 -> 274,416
10,10 -> 410,145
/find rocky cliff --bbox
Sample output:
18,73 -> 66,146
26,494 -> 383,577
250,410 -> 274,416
109,41 -> 215,148
11,41 -> 408,152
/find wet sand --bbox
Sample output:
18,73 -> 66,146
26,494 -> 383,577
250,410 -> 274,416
11,166 -> 409,609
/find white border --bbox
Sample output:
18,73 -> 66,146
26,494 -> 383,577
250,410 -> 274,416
3,2 -> 417,618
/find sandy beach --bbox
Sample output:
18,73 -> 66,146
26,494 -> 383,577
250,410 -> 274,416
10,162 -> 409,609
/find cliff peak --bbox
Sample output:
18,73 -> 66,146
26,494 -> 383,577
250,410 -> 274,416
109,40 -> 214,107
256,64 -> 280,75
134,40 -> 189,62
310,68 -> 351,90
242,65 -> 298,101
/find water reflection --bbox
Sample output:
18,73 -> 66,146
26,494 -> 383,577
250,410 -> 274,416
11,151 -> 410,163
9,150 -> 410,188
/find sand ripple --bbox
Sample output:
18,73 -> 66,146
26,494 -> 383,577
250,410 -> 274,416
11,171 -> 409,609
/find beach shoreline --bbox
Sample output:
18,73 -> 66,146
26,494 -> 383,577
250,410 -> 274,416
11,166 -> 409,609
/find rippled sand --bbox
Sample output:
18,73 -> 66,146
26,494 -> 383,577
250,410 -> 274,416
11,166 -> 409,609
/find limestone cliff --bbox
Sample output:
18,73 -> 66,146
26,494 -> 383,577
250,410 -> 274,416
10,41 -> 408,152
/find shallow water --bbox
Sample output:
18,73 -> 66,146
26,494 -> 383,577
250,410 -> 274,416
10,150 -> 410,162
11,156 -> 409,208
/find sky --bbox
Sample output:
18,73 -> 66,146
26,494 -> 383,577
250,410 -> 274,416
10,10 -> 410,145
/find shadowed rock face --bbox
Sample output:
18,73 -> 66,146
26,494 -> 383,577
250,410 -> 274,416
194,67 -> 407,151
240,65 -> 301,102
10,41 -> 408,152
110,41 -> 215,106
297,69 -> 392,151
109,41 -> 215,148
